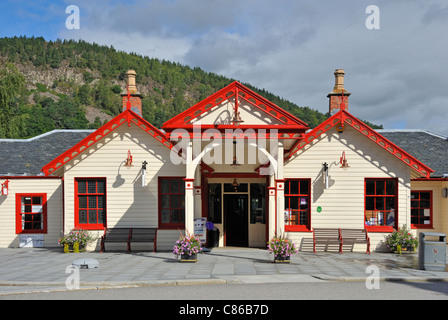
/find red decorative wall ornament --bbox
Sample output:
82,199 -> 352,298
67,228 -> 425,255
124,150 -> 133,167
1,179 -> 9,196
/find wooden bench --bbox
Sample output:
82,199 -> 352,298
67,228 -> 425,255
100,228 -> 131,253
128,228 -> 157,253
312,228 -> 342,253
340,229 -> 370,254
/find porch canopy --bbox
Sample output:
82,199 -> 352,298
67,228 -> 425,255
162,81 -> 310,239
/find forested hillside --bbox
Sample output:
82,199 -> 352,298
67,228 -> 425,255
0,36 -> 382,139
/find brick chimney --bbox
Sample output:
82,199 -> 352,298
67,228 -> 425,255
327,69 -> 351,116
121,70 -> 143,116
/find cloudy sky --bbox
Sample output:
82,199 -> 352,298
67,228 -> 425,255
1,0 -> 447,135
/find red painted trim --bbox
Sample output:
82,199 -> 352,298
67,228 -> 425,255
162,81 -> 309,131
15,193 -> 47,234
286,110 -> 434,178
74,178 -> 107,230
364,178 -> 398,231
41,109 -> 172,176
158,177 -> 186,230
410,190 -> 433,229
284,179 -> 311,232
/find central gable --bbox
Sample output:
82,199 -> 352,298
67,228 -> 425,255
162,81 -> 309,133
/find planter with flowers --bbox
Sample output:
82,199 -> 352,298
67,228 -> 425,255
384,225 -> 418,254
58,229 -> 93,253
267,235 -> 298,263
173,233 -> 202,262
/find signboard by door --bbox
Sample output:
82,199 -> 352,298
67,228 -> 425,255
194,217 -> 207,244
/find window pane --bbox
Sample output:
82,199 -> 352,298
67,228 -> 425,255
290,181 -> 299,195
386,197 -> 395,210
97,181 -> 105,194
78,180 -> 86,193
161,209 -> 170,223
79,196 -> 87,209
171,209 -> 180,223
386,180 -> 395,195
171,194 -> 180,208
180,209 -> 185,223
161,179 -> 170,193
88,197 -> 97,209
98,210 -> 104,223
32,197 -> 42,205
170,179 -> 179,193
88,210 -> 97,224
88,180 -> 96,193
161,194 -> 170,209
79,210 -> 87,224
289,196 -> 299,210
375,197 -> 384,210
366,197 -> 374,210
420,192 -> 430,200
300,180 -> 309,195
284,181 -> 289,194
376,181 -> 385,195
98,196 -> 105,209
366,180 -> 375,195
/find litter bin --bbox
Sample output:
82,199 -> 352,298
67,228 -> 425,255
207,228 -> 220,248
418,232 -> 446,271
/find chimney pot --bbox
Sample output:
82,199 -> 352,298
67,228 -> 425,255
121,70 -> 142,116
327,68 -> 350,116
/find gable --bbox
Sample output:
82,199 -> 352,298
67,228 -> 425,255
285,110 -> 434,178
42,109 -> 172,176
162,81 -> 309,132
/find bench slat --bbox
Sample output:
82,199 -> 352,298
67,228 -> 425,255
340,229 -> 370,254
100,227 -> 157,253
313,228 -> 342,253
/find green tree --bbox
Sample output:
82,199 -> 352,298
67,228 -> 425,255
0,63 -> 27,138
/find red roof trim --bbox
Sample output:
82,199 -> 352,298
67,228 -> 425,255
285,110 -> 434,178
162,81 -> 309,131
41,109 -> 172,176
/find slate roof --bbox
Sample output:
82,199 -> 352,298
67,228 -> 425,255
377,129 -> 448,178
0,130 -> 95,176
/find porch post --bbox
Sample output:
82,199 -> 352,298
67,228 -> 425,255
185,141 -> 195,235
276,142 -> 285,236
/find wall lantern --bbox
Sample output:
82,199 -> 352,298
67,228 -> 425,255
323,162 -> 329,189
442,188 -> 448,198
141,161 -> 148,188
124,150 -> 133,167
1,179 -> 10,196
340,151 -> 349,169
231,111 -> 244,126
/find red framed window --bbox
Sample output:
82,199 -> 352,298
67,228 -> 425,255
284,179 -> 311,232
159,177 -> 185,229
16,194 -> 47,234
411,191 -> 432,229
75,178 -> 106,230
365,178 -> 398,231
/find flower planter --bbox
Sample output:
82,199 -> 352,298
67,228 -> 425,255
63,242 -> 86,253
395,245 -> 416,254
274,255 -> 291,263
180,253 -> 198,263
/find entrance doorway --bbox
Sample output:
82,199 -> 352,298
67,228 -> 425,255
224,194 -> 248,247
